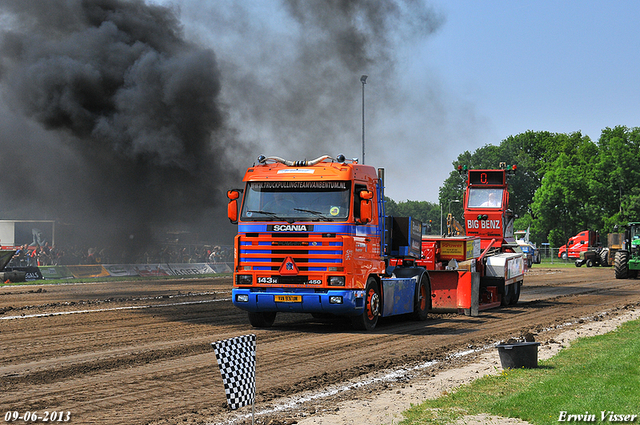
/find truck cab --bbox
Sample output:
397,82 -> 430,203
227,154 -> 428,330
558,230 -> 597,260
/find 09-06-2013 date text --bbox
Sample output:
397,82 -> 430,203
4,411 -> 71,422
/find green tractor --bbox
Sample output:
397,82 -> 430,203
614,222 -> 640,279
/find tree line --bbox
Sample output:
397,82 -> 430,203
386,126 -> 640,248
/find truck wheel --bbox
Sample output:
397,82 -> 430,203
351,277 -> 380,331
411,274 -> 430,321
586,259 -> 593,267
561,252 -> 568,261
614,251 -> 629,279
248,312 -> 277,328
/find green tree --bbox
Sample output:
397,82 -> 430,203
529,133 -> 599,247
440,130 -> 598,246
592,126 -> 640,230
384,197 -> 439,234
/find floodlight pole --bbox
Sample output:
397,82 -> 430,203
360,75 -> 368,164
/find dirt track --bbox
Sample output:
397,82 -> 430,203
1,267 -> 639,425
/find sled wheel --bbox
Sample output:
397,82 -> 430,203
509,281 -> 521,305
501,283 -> 513,306
248,312 -> 277,328
352,277 -> 380,331
411,274 -> 430,321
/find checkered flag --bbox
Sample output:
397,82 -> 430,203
212,334 -> 256,410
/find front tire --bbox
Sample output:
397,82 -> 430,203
248,312 -> 277,328
351,277 -> 380,331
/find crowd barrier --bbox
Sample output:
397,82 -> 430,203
7,262 -> 233,281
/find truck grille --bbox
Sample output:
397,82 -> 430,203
238,232 -> 343,275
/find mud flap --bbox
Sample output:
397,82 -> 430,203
429,271 -> 480,316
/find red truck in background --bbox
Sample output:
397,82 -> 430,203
558,230 -> 599,260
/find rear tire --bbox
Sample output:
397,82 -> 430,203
248,312 -> 277,328
351,277 -> 380,331
411,274 -> 430,321
599,248 -> 609,266
614,251 -> 629,279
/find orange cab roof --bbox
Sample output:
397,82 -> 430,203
243,160 -> 378,183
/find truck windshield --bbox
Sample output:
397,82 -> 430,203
467,188 -> 503,209
241,181 -> 350,221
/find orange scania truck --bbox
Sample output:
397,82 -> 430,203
227,155 -> 525,330
227,154 -> 429,330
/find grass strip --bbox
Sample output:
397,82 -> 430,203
400,318 -> 640,425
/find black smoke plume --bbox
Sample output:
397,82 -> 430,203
0,0 -> 241,254
0,0 -> 443,257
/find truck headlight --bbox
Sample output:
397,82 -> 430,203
329,296 -> 343,304
328,276 -> 345,286
236,294 -> 249,302
236,275 -> 252,285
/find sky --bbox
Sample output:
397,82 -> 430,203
389,0 -> 640,202
171,0 -> 640,204
420,1 -> 640,166
0,0 -> 639,247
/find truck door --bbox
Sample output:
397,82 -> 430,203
352,183 -> 374,286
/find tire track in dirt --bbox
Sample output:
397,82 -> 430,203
1,268 -> 638,425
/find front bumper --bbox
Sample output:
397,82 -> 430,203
232,287 -> 365,316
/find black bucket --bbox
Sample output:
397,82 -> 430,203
496,342 -> 540,369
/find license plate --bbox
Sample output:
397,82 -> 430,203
274,295 -> 302,303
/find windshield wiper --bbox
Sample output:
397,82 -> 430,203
247,210 -> 294,223
294,208 -> 329,220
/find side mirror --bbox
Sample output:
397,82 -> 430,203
359,190 -> 373,224
227,190 -> 240,224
